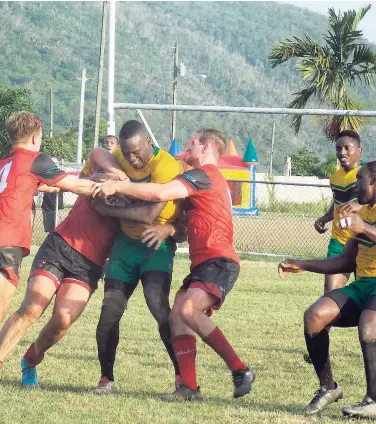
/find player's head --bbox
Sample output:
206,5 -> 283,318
103,135 -> 119,154
356,161 -> 376,205
335,130 -> 361,171
118,120 -> 153,169
185,129 -> 226,167
5,112 -> 43,151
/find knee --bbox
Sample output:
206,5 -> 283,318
51,312 -> 74,332
17,303 -> 43,324
359,323 -> 376,343
304,305 -> 329,333
179,301 -> 195,325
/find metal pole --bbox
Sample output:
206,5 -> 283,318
54,191 -> 59,229
136,109 -> 160,148
94,1 -> 108,147
171,42 -> 178,141
113,103 -> 376,117
107,0 -> 116,136
268,121 -> 275,176
49,89 -> 54,140
76,68 -> 86,164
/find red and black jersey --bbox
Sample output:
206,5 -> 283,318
0,148 -> 67,256
176,164 -> 239,269
55,196 -> 118,267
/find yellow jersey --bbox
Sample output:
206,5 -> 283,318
330,165 -> 360,244
352,204 -> 376,278
113,148 -> 181,239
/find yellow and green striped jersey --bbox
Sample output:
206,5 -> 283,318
330,165 -> 360,245
352,204 -> 376,278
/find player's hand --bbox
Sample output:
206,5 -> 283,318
338,212 -> 365,234
92,180 -> 118,198
141,224 -> 174,250
314,216 -> 328,234
278,261 -> 304,279
337,201 -> 361,215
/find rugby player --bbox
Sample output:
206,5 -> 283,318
0,112 -> 97,324
92,129 -> 255,401
86,120 -> 183,394
279,161 -> 376,418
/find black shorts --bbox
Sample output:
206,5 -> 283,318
0,247 -> 23,287
30,232 -> 102,293
180,258 -> 240,309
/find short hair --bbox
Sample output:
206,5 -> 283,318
104,135 -> 119,143
5,112 -> 43,143
119,120 -> 148,141
364,161 -> 376,181
337,130 -> 361,145
196,128 -> 226,159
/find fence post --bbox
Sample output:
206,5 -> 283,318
54,191 -> 59,229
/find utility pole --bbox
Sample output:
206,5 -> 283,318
107,0 -> 116,136
77,68 -> 86,164
171,42 -> 178,141
268,121 -> 276,176
94,1 -> 108,147
49,88 -> 54,139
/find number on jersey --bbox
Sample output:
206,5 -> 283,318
0,162 -> 13,193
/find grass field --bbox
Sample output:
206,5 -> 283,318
0,249 -> 364,424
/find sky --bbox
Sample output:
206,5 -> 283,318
283,1 -> 376,43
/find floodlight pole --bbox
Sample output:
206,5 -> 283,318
107,0 -> 116,136
76,68 -> 86,164
171,42 -> 178,141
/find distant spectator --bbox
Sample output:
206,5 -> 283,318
103,135 -> 119,154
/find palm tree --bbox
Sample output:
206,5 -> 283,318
269,5 -> 376,140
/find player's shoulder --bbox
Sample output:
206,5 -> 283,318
330,168 -> 345,184
151,148 -> 180,175
154,148 -> 179,165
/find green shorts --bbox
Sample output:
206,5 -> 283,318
326,238 -> 345,258
106,231 -> 176,285
339,277 -> 376,310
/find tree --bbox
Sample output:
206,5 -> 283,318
0,87 -> 33,157
41,129 -> 77,162
291,147 -> 319,176
269,5 -> 376,140
314,153 -> 337,178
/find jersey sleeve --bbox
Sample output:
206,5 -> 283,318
30,153 -> 67,185
151,155 -> 181,184
81,163 -> 91,177
176,168 -> 211,196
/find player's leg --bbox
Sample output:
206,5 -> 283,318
141,270 -> 180,383
0,273 -> 57,367
324,273 -> 350,293
343,293 -> 376,418
0,247 -> 23,323
303,289 -> 360,414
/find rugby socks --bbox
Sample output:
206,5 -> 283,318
361,341 -> 376,401
172,335 -> 197,390
203,327 -> 247,372
159,322 -> 180,377
24,343 -> 44,368
304,330 -> 336,390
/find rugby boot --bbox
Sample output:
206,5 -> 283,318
21,357 -> 38,388
160,384 -> 203,402
96,376 -> 115,394
232,367 -> 256,398
304,383 -> 343,414
342,395 -> 376,418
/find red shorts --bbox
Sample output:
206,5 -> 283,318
179,258 -> 240,309
30,232 -> 102,294
0,247 -> 23,288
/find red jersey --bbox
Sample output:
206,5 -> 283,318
0,148 -> 67,256
55,196 -> 118,266
176,164 -> 239,269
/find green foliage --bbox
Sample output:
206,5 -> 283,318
0,87 -> 33,156
291,147 -> 319,176
41,129 -> 77,162
314,153 -> 337,178
269,5 -> 376,140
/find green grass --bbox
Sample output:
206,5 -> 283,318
0,251 -> 364,423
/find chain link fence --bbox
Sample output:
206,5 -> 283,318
31,180 -> 333,259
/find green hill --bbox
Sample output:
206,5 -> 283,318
1,1 -> 376,172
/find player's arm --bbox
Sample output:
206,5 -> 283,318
38,184 -> 61,193
88,147 -> 128,181
31,153 -> 97,195
314,201 -> 334,234
338,210 -> 376,244
278,238 -> 357,278
91,197 -> 167,225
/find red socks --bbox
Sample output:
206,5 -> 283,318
172,335 -> 197,390
24,343 -> 44,368
204,327 -> 247,371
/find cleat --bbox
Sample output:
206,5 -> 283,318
21,357 -> 38,388
342,395 -> 376,418
160,384 -> 203,402
304,384 -> 343,415
232,367 -> 256,398
96,376 -> 115,394
303,351 -> 313,365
